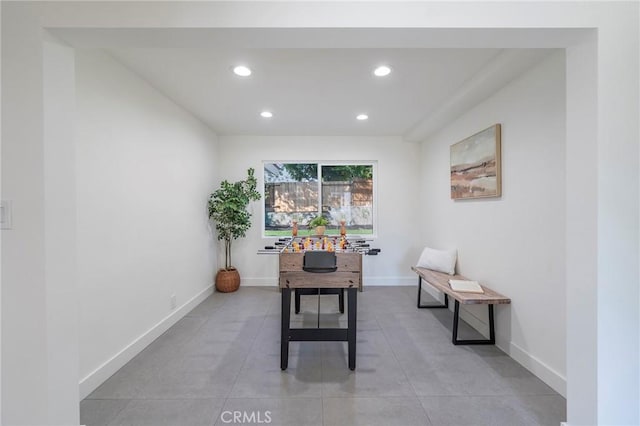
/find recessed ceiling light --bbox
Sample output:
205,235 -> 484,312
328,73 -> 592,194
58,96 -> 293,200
233,65 -> 252,77
260,111 -> 273,118
356,114 -> 369,121
373,65 -> 391,77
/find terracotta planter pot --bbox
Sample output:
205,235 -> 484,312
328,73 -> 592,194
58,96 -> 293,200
315,225 -> 326,236
215,268 -> 240,293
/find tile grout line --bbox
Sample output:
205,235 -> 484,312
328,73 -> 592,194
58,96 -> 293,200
86,398 -> 132,426
213,288 -> 277,425
148,292 -> 230,409
202,289 -> 270,426
222,290 -> 276,402
83,287 -> 565,425
374,300 -> 437,425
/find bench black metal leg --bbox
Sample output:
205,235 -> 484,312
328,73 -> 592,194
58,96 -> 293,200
281,288 -> 291,370
339,288 -> 345,314
347,288 -> 357,370
417,276 -> 449,309
452,300 -> 495,345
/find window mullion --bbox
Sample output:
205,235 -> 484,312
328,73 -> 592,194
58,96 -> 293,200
317,164 -> 323,218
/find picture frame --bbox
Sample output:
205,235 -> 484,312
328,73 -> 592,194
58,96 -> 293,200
450,124 -> 502,200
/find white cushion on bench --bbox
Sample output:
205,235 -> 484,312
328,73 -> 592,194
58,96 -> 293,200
417,246 -> 457,275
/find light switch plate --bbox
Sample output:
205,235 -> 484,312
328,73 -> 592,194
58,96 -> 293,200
1,200 -> 13,230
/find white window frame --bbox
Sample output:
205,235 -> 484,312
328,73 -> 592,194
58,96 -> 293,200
262,160 -> 378,239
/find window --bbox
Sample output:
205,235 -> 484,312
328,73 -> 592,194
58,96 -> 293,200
264,162 -> 375,236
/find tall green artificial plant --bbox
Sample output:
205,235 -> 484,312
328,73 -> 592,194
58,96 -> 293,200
208,168 -> 261,270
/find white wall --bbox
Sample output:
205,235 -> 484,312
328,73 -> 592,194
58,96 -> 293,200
75,50 -> 218,397
217,136 -> 421,286
565,34 -> 598,425
1,2 -> 4,421
1,2 -> 637,425
594,10 -> 640,425
420,52 -> 566,394
44,36 -> 80,424
2,5 -> 52,424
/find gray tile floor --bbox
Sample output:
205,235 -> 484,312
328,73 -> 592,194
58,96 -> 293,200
81,286 -> 566,426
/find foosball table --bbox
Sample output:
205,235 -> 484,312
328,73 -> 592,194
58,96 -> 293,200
258,236 -> 381,370
259,235 -> 380,292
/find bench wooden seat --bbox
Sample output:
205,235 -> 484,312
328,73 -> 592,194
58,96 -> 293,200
412,266 -> 510,345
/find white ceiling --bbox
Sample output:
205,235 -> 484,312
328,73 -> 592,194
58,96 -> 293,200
50,27 -> 560,140
106,47 -> 552,138
50,28 -> 556,142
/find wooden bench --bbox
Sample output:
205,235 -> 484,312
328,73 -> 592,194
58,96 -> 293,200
412,266 -> 510,345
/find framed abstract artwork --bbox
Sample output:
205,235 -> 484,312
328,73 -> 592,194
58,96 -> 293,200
450,124 -> 502,200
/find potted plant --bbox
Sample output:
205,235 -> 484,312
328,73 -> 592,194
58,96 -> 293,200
308,215 -> 330,236
208,168 -> 261,292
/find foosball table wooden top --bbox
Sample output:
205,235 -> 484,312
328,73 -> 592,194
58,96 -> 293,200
279,252 -> 362,289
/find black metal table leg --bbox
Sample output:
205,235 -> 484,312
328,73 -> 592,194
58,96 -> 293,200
417,276 -> 449,309
452,300 -> 496,345
281,288 -> 291,370
294,288 -> 301,314
283,287 -> 356,370
295,288 -> 345,314
347,288 -> 357,370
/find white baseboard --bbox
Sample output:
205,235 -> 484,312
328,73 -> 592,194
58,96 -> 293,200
363,277 -> 415,286
242,276 -> 416,287
508,341 -> 567,397
78,284 -> 213,400
456,306 -> 566,397
421,283 -> 445,302
241,277 -> 277,286
418,285 -> 566,397
458,305 -> 491,338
